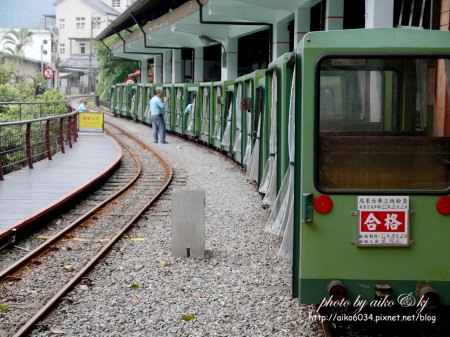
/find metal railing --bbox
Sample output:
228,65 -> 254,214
0,101 -> 70,123
0,111 -> 79,180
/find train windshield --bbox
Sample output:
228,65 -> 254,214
317,57 -> 450,193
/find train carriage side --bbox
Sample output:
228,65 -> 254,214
162,84 -> 175,131
221,83 -> 236,156
110,86 -> 117,115
141,83 -> 154,124
294,28 -> 450,306
241,74 -> 263,172
130,83 -> 139,120
185,84 -> 200,139
233,70 -> 266,167
174,84 -> 186,135
135,84 -> 144,122
137,83 -> 149,124
125,84 -> 136,118
259,56 -> 295,207
211,80 -> 234,151
198,83 -> 213,145
116,84 -> 126,117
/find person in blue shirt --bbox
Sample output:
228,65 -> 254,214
149,89 -> 168,143
78,100 -> 88,112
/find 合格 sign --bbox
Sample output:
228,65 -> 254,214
357,196 -> 410,247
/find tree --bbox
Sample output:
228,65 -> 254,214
95,35 -> 139,101
2,28 -> 33,58
1,28 -> 33,81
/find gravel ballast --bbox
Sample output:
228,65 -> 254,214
32,116 -> 323,337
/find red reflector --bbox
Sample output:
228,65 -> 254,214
436,197 -> 450,215
329,284 -> 347,301
314,195 -> 333,214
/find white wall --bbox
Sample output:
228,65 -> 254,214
56,0 -> 110,62
100,0 -> 137,14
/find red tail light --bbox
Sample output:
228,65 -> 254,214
328,280 -> 346,301
418,285 -> 440,309
436,196 -> 450,215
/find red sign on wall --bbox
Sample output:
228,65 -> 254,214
360,211 -> 406,232
357,196 -> 410,247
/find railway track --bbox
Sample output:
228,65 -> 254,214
0,121 -> 172,337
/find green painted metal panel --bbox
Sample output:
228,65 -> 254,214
294,28 -> 450,304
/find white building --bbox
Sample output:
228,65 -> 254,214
54,0 -> 137,94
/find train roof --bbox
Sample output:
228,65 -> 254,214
298,28 -> 450,55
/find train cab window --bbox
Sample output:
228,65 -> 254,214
316,57 -> 450,193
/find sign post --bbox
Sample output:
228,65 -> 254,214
43,67 -> 54,90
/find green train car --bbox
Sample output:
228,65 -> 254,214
108,27 -> 450,309
294,28 -> 450,306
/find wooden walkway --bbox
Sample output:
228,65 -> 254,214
0,133 -> 122,242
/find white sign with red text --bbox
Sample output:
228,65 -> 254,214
357,196 -> 410,247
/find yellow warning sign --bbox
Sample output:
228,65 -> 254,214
79,112 -> 104,132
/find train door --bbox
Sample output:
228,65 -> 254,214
212,84 -> 224,150
221,89 -> 234,154
199,85 -> 211,144
174,86 -> 184,134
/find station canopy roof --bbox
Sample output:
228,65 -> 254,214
97,0 -> 312,61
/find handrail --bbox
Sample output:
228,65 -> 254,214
0,101 -> 71,122
0,110 -> 79,180
0,111 -> 78,127
0,101 -> 69,105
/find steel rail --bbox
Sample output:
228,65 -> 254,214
12,121 -> 173,337
0,129 -> 142,282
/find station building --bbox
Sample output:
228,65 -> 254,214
96,0 -> 444,84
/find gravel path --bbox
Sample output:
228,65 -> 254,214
32,116 -> 323,337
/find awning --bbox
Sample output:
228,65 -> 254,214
128,69 -> 152,78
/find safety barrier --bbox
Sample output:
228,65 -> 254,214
0,109 -> 78,180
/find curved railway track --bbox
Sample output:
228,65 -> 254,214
0,121 -> 172,337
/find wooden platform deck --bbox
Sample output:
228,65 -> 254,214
0,133 -> 122,242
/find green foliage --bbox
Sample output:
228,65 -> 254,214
37,90 -> 65,102
0,84 -> 19,102
95,35 -> 139,102
0,64 -> 11,85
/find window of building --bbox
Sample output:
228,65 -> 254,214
59,18 -> 65,29
80,43 -> 86,54
59,43 -> 65,54
92,17 -> 102,29
76,17 -> 86,29
112,0 -> 120,7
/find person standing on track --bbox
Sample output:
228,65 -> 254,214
149,89 -> 168,144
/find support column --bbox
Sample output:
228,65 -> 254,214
294,8 -> 310,48
140,59 -> 148,84
365,0 -> 394,28
435,0 -> 450,136
325,0 -> 344,30
194,47 -> 204,83
221,37 -> 237,81
172,49 -> 182,83
153,55 -> 162,84
273,20 -> 290,59
163,51 -> 172,83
